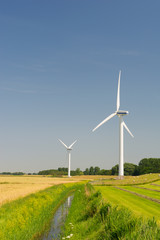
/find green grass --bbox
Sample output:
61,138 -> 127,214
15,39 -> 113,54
95,186 -> 160,224
62,184 -> 106,240
62,184 -> 160,239
0,183 -> 80,240
1,181 -> 160,239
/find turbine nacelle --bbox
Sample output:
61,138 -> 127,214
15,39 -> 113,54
116,110 -> 129,116
67,148 -> 72,151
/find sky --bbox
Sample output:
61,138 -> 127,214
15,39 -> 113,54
0,0 -> 160,173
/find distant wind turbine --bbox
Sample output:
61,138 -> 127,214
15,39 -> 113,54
58,139 -> 77,177
92,71 -> 134,178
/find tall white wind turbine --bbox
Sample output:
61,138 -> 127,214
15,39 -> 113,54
92,71 -> 134,178
58,139 -> 77,177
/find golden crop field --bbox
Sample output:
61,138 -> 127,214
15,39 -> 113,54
0,175 -> 77,206
0,174 -> 114,206
0,174 -> 112,206
1,174 -> 159,207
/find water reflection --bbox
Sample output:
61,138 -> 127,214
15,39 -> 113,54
41,195 -> 74,240
67,196 -> 71,207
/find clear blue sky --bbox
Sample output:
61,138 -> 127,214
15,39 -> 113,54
0,0 -> 160,172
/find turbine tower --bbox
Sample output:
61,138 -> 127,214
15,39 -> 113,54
58,139 -> 77,177
92,71 -> 134,178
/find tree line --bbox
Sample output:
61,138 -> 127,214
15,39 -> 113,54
38,158 -> 160,176
84,158 -> 160,176
38,167 -> 84,177
1,158 -> 160,176
0,172 -> 25,175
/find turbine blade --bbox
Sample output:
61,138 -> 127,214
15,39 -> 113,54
58,139 -> 68,149
92,112 -> 116,132
123,122 -> 134,138
116,70 -> 121,112
69,140 -> 77,149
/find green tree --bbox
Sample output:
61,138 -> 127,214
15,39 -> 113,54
124,163 -> 137,176
138,158 -> 160,175
111,164 -> 119,175
94,166 -> 100,175
99,169 -> 112,175
89,166 -> 94,175
111,163 -> 138,176
75,168 -> 83,175
84,168 -> 89,175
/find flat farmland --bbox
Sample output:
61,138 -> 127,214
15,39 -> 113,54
0,175 -> 79,206
1,174 -> 159,207
1,174 -> 160,225
0,175 -> 160,239
0,175 -> 112,206
95,184 -> 160,224
91,173 -> 160,185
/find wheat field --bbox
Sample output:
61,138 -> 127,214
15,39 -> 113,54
0,174 -> 114,206
2,174 -> 157,206
0,175 -> 79,206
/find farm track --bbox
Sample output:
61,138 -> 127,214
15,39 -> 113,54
131,185 -> 160,192
151,183 -> 160,187
114,186 -> 160,204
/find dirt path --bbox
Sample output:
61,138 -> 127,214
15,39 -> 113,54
114,186 -> 160,204
131,186 -> 160,192
150,183 -> 160,187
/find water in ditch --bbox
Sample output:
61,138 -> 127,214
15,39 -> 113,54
41,195 -> 74,240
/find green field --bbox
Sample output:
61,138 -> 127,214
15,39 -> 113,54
62,183 -> 160,239
1,175 -> 160,239
95,185 -> 160,224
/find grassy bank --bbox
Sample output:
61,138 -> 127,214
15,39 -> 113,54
62,183 -> 160,239
0,183 -> 80,240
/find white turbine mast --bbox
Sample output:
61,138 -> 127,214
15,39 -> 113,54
92,70 -> 134,178
58,139 -> 77,177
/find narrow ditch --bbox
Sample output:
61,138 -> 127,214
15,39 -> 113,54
41,195 -> 74,240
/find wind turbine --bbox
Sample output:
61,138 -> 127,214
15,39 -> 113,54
92,71 -> 134,178
58,139 -> 77,177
